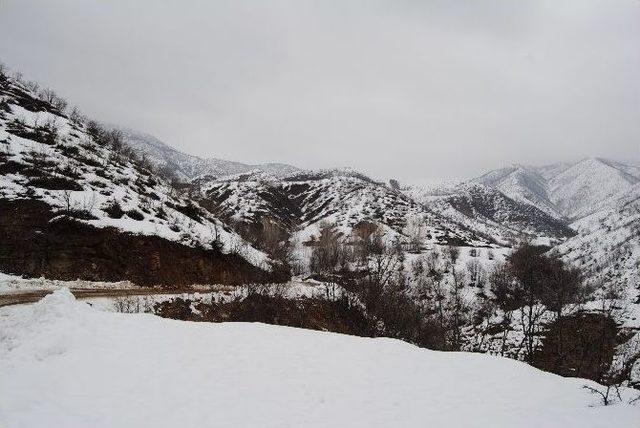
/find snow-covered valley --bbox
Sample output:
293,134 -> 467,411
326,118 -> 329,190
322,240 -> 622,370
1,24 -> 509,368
1,59 -> 640,427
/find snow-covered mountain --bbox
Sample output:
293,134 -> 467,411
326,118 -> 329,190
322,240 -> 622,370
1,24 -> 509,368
474,158 -> 640,221
554,183 -> 640,302
0,71 -> 284,285
548,158 -> 640,219
473,164 -> 562,219
119,129 -> 640,249
117,128 -> 300,181
200,169 -> 496,248
408,182 -> 575,244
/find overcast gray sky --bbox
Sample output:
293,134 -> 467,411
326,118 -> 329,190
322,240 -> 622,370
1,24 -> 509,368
1,0 -> 638,182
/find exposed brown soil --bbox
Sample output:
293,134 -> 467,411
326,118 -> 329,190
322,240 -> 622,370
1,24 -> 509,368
0,199 -> 289,287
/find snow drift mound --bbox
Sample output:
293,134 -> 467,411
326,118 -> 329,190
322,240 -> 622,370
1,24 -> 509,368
1,289 -> 638,428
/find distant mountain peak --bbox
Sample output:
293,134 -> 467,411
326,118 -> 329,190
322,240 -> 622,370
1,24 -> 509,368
117,128 -> 301,181
473,157 -> 640,220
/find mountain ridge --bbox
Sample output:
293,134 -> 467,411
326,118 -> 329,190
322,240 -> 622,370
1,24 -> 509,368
117,128 -> 301,181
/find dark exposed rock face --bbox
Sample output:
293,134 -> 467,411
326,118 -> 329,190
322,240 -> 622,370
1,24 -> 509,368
0,199 -> 289,286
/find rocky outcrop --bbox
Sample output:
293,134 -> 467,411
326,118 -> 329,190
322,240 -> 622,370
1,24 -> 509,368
0,199 -> 289,286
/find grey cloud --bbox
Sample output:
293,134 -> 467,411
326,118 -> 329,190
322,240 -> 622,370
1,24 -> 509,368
1,0 -> 638,182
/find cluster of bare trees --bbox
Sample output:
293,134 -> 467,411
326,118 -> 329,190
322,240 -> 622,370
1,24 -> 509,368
488,243 -> 585,362
306,221 -> 492,350
309,222 -> 351,274
308,229 -> 636,390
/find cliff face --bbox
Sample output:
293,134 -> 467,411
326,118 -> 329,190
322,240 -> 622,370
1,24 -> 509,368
0,200 -> 288,286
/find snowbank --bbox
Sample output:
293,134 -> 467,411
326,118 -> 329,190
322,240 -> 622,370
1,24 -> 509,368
1,289 -> 638,428
0,272 -> 136,294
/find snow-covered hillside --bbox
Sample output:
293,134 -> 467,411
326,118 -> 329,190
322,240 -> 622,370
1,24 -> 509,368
474,158 -> 640,221
119,128 -> 588,247
407,182 -> 574,244
1,289 -> 638,428
548,158 -> 640,219
474,164 -> 562,219
118,128 -> 300,181
554,183 -> 640,302
0,71 -> 280,284
201,169 -> 495,248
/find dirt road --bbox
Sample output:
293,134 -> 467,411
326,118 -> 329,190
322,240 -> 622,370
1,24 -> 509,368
0,288 -> 192,307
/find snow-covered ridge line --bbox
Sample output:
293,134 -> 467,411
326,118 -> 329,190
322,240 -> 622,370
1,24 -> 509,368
473,157 -> 640,220
117,127 -> 301,181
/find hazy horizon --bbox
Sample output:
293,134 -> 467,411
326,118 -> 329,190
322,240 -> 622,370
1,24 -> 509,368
1,0 -> 638,182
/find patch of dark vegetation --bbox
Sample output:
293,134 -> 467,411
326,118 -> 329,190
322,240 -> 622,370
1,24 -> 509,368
103,200 -> 125,219
57,144 -> 80,158
74,154 -> 102,168
23,150 -> 57,170
27,176 -> 82,191
6,119 -> 58,145
89,180 -> 107,189
532,312 -> 619,382
0,160 -> 25,175
155,293 -> 373,336
3,84 -> 60,114
126,209 -> 145,221
57,209 -> 98,221
167,201 -> 204,221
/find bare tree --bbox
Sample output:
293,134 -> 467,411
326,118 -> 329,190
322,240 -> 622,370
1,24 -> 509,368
582,384 -> 622,406
309,222 -> 346,274
404,215 -> 426,253
208,221 -> 223,250
254,218 -> 290,261
69,107 -> 86,125
352,221 -> 380,264
466,258 -> 486,288
57,190 -> 75,213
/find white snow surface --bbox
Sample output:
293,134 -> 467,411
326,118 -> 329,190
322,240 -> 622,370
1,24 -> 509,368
0,272 -> 136,293
1,289 -> 638,428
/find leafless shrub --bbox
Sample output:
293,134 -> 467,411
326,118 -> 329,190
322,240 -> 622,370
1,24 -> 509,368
113,296 -> 153,314
69,107 -> 86,125
310,222 -> 352,274
582,384 -> 623,406
25,80 -> 40,93
57,190 -> 75,212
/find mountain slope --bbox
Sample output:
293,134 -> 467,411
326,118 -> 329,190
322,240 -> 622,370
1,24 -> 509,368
548,158 -> 640,219
474,158 -> 640,220
118,128 -> 300,181
553,183 -> 640,302
0,71 -> 284,285
410,182 -> 575,244
473,164 -> 563,219
199,169 -> 496,248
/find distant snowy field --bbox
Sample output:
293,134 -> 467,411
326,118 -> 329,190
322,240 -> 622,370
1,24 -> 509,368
1,290 -> 638,428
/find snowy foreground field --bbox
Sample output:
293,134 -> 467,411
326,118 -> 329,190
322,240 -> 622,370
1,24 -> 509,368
1,290 -> 639,428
